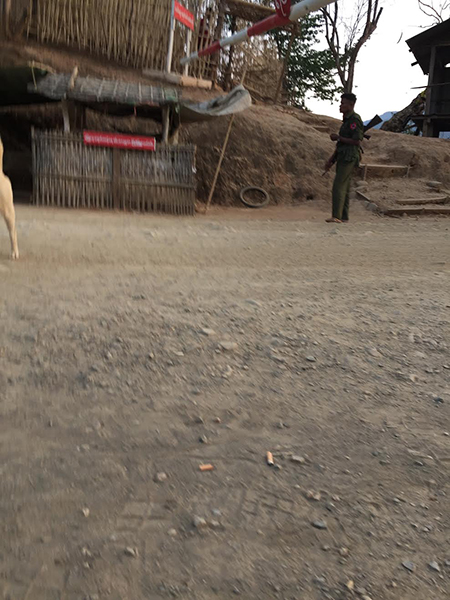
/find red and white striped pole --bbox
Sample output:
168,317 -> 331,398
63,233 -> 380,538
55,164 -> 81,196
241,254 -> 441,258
180,0 -> 336,67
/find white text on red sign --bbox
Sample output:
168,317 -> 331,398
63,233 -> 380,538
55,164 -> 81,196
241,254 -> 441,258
174,1 -> 195,30
83,131 -> 156,151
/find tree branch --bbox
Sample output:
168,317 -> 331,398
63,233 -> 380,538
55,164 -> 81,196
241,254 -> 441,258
322,2 -> 346,88
418,0 -> 450,22
322,0 -> 384,93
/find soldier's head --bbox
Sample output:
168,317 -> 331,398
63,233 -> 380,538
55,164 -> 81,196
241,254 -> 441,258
340,93 -> 357,115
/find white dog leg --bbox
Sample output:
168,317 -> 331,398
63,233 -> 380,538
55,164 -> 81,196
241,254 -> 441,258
3,209 -> 19,260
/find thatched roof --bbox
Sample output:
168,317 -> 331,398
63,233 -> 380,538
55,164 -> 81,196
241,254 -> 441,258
31,73 -> 179,106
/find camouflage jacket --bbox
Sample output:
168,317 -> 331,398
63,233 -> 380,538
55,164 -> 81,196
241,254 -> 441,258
336,111 -> 364,163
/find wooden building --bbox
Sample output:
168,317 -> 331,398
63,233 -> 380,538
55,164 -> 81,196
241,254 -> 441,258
407,18 -> 450,137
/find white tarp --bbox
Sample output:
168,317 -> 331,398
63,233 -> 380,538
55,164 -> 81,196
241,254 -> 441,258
180,85 -> 252,122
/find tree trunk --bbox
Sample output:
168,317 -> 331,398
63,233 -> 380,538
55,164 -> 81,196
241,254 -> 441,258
345,63 -> 354,93
381,92 -> 426,133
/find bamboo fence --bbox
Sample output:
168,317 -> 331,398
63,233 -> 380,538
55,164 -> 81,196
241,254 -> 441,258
32,130 -> 196,215
34,0 -> 218,75
35,0 -> 172,70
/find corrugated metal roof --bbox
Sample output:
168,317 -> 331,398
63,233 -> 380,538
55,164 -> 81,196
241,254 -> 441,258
407,18 -> 450,74
30,73 -> 179,106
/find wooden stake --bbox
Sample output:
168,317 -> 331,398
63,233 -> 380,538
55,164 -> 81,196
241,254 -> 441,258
162,107 -> 170,144
68,66 -> 79,90
205,68 -> 247,212
166,0 -> 175,73
62,100 -> 70,133
184,28 -> 192,77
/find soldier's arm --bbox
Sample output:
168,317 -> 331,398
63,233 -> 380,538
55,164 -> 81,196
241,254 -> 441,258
333,135 -> 361,146
332,119 -> 364,145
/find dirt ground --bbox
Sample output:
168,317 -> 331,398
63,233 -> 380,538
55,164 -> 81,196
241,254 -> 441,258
359,178 -> 449,211
1,204 -> 449,600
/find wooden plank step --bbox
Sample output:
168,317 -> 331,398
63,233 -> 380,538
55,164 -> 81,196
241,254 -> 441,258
397,196 -> 449,205
385,206 -> 450,217
359,164 -> 410,179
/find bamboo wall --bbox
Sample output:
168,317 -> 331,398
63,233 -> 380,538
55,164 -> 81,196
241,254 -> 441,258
33,0 -> 216,75
32,130 -> 196,215
35,0 -> 172,70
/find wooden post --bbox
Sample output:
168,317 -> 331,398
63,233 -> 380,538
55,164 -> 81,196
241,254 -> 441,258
205,69 -> 247,212
61,67 -> 79,133
184,28 -> 192,77
423,46 -> 437,138
169,127 -> 180,145
62,100 -> 71,133
162,107 -> 170,144
274,24 -> 297,105
205,115 -> 235,211
68,66 -> 79,90
166,0 -> 176,73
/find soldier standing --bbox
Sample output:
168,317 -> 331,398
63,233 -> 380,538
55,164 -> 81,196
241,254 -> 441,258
324,93 -> 364,223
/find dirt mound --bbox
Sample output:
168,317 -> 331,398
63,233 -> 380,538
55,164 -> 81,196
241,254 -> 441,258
359,177 -> 448,212
184,105 -> 336,205
365,128 -> 450,184
185,104 -> 450,205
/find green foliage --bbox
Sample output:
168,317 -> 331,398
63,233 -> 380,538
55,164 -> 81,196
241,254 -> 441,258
271,15 -> 341,109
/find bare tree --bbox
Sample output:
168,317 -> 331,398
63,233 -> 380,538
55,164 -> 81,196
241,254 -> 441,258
322,0 -> 384,93
418,1 -> 450,24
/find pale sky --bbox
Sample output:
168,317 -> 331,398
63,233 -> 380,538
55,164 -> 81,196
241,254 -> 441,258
307,0 -> 432,120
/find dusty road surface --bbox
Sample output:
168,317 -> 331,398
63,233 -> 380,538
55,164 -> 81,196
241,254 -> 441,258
1,205 -> 449,600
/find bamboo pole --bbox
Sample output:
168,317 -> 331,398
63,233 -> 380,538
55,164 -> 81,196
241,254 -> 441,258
162,106 -> 171,144
166,0 -> 175,73
204,67 -> 247,213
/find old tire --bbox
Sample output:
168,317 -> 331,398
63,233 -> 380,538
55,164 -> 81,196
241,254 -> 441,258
239,186 -> 270,209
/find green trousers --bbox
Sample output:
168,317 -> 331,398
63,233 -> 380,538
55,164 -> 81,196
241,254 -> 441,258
332,158 -> 358,221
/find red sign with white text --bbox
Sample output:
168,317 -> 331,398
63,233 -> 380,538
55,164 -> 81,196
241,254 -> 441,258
174,1 -> 195,30
274,0 -> 291,19
83,131 -> 156,151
